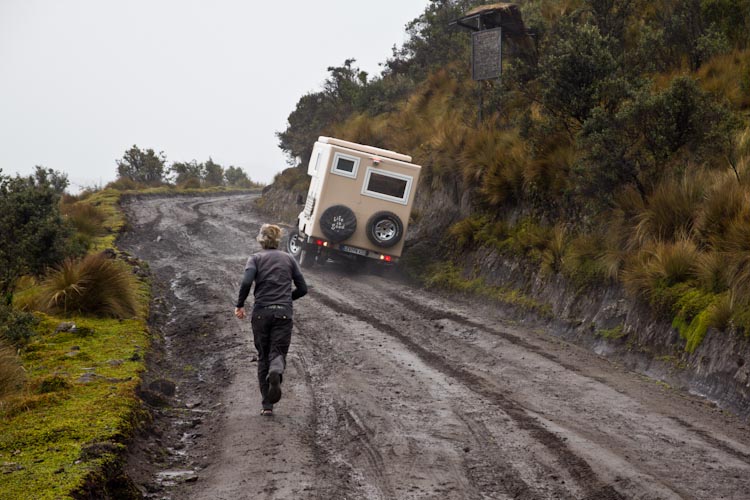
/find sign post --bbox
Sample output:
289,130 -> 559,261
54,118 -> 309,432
450,3 -> 530,124
472,27 -> 502,81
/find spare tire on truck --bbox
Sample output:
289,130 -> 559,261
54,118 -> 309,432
365,211 -> 403,248
319,205 -> 357,243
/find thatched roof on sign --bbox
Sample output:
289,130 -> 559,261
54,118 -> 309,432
454,2 -> 527,38
465,2 -> 517,17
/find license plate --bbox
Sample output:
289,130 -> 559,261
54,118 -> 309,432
340,245 -> 367,256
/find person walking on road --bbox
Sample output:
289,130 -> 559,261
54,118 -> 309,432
234,224 -> 308,416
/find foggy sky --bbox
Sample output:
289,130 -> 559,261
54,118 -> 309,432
0,0 -> 428,190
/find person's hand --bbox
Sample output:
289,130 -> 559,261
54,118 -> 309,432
235,307 -> 245,319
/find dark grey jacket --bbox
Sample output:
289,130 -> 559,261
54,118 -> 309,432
235,249 -> 307,310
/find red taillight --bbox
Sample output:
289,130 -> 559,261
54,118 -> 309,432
380,254 -> 392,262
315,239 -> 329,247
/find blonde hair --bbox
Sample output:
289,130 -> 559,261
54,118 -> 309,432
257,224 -> 282,249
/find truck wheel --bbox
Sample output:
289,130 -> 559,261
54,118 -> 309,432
365,211 -> 403,248
319,205 -> 357,243
285,228 -> 302,260
299,249 -> 315,269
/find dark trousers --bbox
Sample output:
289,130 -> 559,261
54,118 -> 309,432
251,308 -> 293,409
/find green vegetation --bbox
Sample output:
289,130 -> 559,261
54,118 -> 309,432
277,0 -> 750,353
596,325 -> 627,340
424,262 -> 552,317
0,167 -> 78,303
0,183 -> 152,499
34,253 -> 140,318
114,144 -> 262,189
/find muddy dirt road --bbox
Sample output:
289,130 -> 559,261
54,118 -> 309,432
120,194 -> 750,499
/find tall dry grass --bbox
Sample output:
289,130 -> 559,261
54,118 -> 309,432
36,253 -> 138,318
697,49 -> 750,110
0,339 -> 25,400
632,175 -> 705,246
61,201 -> 107,238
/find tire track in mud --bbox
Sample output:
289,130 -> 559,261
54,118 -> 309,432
384,290 -> 585,374
297,321 -> 395,500
455,414 -> 558,500
668,416 -> 750,463
308,290 -> 626,500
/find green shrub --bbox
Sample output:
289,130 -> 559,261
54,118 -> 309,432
37,253 -> 138,318
0,303 -> 37,346
272,167 -> 310,192
0,339 -> 25,399
447,216 -> 488,251
36,375 -> 71,394
503,219 -> 551,262
561,233 -> 610,285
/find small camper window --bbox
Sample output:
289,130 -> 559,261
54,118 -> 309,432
331,152 -> 360,179
361,167 -> 412,205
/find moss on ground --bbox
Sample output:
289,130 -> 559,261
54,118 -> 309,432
0,316 -> 148,499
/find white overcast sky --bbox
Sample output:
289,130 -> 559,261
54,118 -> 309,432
0,0 -> 429,190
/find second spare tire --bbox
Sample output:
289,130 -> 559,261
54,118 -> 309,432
319,204 -> 357,242
365,211 -> 403,248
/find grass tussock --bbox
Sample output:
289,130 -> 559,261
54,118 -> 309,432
61,201 -> 108,238
541,223 -> 568,275
621,239 -> 700,303
36,253 -> 139,318
697,49 -> 750,110
632,176 -> 705,246
0,339 -> 25,400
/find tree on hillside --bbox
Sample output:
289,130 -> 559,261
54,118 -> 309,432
278,60 -> 370,164
170,160 -> 204,185
203,158 -> 224,187
538,18 -> 622,130
224,166 -> 255,187
386,0 -> 478,79
0,167 -> 73,303
116,145 -> 167,186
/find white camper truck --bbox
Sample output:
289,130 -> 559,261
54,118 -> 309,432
286,137 -> 422,268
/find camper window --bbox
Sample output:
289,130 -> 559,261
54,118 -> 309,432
361,167 -> 412,205
331,152 -> 360,179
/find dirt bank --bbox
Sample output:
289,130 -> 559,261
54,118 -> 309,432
120,194 -> 750,499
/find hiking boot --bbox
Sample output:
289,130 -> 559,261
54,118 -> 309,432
267,372 -> 282,404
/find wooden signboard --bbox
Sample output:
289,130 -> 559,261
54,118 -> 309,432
471,27 -> 502,81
